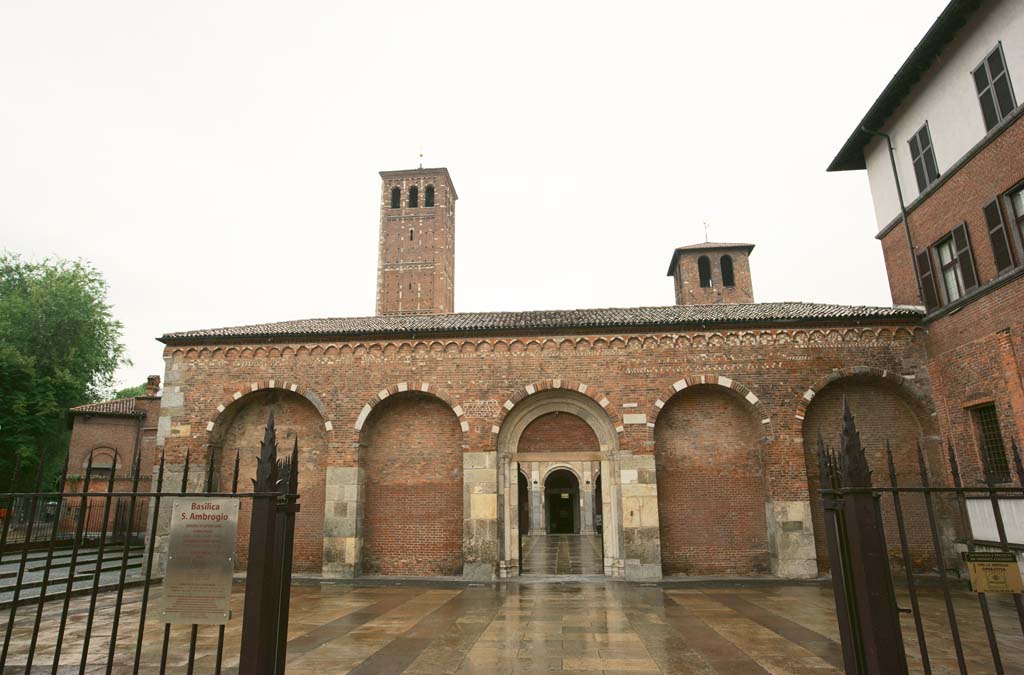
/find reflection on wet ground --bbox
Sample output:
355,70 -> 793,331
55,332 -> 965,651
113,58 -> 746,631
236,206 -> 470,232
2,579 -> 1023,673
521,534 -> 604,576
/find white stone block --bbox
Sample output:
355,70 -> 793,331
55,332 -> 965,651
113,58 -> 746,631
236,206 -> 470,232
623,413 -> 647,425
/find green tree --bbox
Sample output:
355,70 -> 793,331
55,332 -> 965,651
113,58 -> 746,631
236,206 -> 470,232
0,253 -> 127,490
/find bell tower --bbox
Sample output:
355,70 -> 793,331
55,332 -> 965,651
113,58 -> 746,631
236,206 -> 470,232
667,242 -> 755,305
376,168 -> 457,315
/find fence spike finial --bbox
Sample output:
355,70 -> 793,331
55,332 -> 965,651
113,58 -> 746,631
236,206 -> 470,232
884,439 -> 899,488
839,397 -> 872,487
253,412 -> 279,491
946,441 -> 962,489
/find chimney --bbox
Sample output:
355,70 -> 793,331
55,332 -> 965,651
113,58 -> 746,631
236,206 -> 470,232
145,375 -> 161,396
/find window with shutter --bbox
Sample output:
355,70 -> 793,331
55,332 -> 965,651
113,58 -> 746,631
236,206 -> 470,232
1010,186 -> 1024,257
952,223 -> 978,291
973,44 -> 1017,132
916,249 -> 939,310
908,124 -> 939,193
984,199 -> 1015,274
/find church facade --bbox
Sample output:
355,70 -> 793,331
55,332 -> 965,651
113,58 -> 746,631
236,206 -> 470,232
155,167 -> 943,581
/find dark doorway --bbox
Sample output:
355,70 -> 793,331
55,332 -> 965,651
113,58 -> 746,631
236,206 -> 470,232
518,471 -> 530,536
594,474 -> 603,534
544,469 -> 580,534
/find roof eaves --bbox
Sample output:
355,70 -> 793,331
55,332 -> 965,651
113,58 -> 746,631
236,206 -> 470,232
827,0 -> 982,172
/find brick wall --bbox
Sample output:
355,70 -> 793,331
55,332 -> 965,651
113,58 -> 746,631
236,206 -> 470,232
159,320 -> 937,576
215,390 -> 326,571
878,113 -> 1024,484
518,411 -> 599,453
801,376 -> 952,571
360,392 -> 463,575
654,384 -> 768,574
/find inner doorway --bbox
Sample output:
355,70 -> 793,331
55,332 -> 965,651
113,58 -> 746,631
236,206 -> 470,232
545,469 -> 579,534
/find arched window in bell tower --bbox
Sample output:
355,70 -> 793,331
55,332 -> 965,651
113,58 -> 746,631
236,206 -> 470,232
408,186 -> 419,208
390,187 -> 400,208
698,256 -> 713,288
424,185 -> 435,207
720,255 -> 735,287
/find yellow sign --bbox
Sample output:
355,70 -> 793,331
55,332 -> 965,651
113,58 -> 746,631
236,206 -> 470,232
963,552 -> 1024,594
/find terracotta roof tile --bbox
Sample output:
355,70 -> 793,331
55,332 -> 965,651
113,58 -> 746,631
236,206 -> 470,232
70,398 -> 143,417
160,302 -> 924,343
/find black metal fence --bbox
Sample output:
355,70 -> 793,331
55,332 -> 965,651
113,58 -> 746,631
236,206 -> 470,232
818,400 -> 1024,674
0,412 -> 299,674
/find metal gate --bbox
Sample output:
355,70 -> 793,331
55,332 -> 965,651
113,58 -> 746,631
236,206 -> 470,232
0,412 -> 299,674
818,400 -> 1024,674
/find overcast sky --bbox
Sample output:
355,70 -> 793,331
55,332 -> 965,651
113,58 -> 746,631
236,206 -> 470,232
1,0 -> 948,392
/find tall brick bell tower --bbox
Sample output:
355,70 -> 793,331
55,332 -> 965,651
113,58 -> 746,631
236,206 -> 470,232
376,168 -> 458,316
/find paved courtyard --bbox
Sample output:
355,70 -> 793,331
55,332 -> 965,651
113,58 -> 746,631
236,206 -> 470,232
2,579 -> 1024,673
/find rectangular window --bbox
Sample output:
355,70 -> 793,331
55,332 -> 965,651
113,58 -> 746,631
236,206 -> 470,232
1010,185 -> 1024,258
935,237 -> 963,303
908,123 -> 939,193
926,223 -> 978,308
984,198 -> 1015,274
972,403 -> 1011,483
973,43 -> 1017,132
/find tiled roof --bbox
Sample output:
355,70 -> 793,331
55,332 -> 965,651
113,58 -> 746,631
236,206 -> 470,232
673,242 -> 755,251
160,302 -> 924,343
69,398 -> 143,417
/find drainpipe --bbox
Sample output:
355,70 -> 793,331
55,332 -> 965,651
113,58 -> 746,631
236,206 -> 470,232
861,127 -> 924,305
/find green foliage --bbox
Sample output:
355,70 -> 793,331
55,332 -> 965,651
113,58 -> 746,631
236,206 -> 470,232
113,382 -> 148,399
0,253 -> 128,490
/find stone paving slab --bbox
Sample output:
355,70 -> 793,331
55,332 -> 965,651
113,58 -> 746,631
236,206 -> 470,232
1,579 -> 1023,673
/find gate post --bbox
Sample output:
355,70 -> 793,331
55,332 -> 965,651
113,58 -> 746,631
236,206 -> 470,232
239,414 -> 282,675
827,400 -> 908,674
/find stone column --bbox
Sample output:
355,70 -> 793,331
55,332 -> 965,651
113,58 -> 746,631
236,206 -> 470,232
580,483 -> 594,534
601,459 -> 622,576
323,466 -> 363,578
619,455 -> 662,581
463,452 -> 498,580
766,500 -> 817,578
529,464 -> 546,534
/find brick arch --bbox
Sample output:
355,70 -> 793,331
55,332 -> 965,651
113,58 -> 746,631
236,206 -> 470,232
794,367 -> 933,422
352,382 -> 469,446
492,379 -> 622,435
206,380 -> 333,438
649,374 -> 772,437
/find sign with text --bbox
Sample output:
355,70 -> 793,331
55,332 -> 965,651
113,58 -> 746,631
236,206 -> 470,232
161,497 -> 240,624
963,551 -> 1024,594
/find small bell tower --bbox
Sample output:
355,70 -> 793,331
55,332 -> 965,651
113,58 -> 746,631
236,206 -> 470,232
376,167 -> 457,315
667,242 -> 755,305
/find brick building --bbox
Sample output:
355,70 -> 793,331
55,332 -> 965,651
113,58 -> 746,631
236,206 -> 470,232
66,376 -> 161,532
153,165 -> 955,582
828,0 -> 1023,502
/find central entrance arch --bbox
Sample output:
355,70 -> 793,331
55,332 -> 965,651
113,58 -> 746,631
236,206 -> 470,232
544,469 -> 580,534
496,387 -> 622,577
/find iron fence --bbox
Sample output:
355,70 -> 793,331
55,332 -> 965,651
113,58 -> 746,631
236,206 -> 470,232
0,412 -> 299,674
818,399 -> 1024,674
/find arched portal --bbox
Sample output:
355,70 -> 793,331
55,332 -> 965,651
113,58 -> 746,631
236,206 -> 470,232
544,469 -> 580,534
496,388 -> 622,577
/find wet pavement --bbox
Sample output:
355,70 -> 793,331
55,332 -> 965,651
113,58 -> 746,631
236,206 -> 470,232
521,534 -> 604,576
2,579 -> 1024,673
